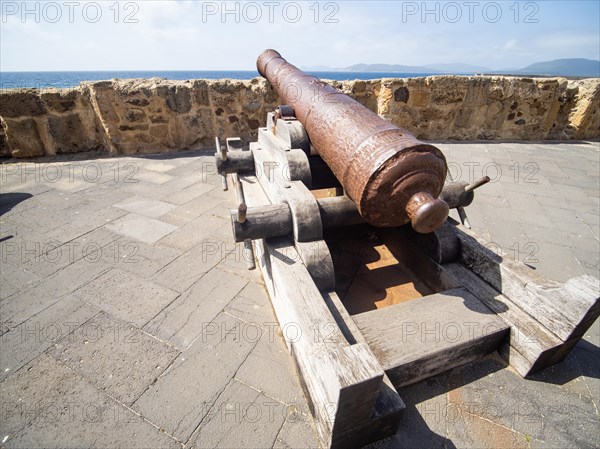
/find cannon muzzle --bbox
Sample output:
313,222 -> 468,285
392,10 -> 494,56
257,49 -> 449,233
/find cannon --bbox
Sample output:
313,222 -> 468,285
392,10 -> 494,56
216,50 -> 600,449
257,49 -> 449,233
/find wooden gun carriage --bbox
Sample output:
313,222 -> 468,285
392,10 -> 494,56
215,50 -> 600,448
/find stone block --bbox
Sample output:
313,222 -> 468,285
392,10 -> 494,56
0,354 -> 180,449
0,90 -> 46,117
105,213 -> 177,244
153,236 -> 230,292
0,258 -> 111,328
4,118 -> 45,158
157,84 -> 192,113
40,89 -> 78,113
75,267 -> 180,327
113,195 -> 178,218
144,266 -> 247,349
133,312 -> 258,442
50,312 -> 179,405
0,294 -> 98,381
187,379 -> 286,449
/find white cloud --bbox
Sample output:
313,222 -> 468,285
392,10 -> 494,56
0,1 -> 598,71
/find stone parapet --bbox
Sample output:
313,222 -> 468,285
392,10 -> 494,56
0,76 -> 598,158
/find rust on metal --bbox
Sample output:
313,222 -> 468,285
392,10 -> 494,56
257,49 -> 449,232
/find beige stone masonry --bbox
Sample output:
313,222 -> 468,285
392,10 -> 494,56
0,76 -> 598,158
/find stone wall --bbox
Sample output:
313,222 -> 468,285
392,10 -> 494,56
0,76 -> 598,158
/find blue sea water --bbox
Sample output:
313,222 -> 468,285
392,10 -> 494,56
0,70 -> 441,89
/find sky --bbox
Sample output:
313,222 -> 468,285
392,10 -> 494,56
1,0 -> 599,71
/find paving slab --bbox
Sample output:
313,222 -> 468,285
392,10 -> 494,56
0,258 -> 111,328
142,161 -> 178,173
235,328 -> 307,413
50,312 -> 180,405
187,378 -> 286,449
96,236 -> 181,280
0,354 -> 180,449
9,226 -> 122,279
144,266 -> 247,349
157,213 -> 230,251
0,142 -> 598,449
0,261 -> 39,300
273,413 -> 319,449
75,267 -> 180,327
0,294 -> 98,381
134,170 -> 175,185
133,312 -> 258,443
153,239 -> 231,292
158,194 -> 224,227
105,212 -> 177,244
224,281 -> 274,326
113,195 -> 179,219
161,181 -> 216,206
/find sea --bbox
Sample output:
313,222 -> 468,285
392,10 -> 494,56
0,70 -> 444,90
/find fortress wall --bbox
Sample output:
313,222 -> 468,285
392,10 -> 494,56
0,76 -> 598,158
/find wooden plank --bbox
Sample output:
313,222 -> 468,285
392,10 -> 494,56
396,221 -> 461,264
456,226 -> 600,342
323,292 -> 405,448
378,228 -> 460,294
353,287 -> 509,387
241,173 -> 397,449
252,135 -> 335,291
442,262 -> 571,376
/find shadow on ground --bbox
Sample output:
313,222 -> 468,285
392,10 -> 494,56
0,192 -> 32,216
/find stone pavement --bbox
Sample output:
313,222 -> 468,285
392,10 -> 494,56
0,141 -> 598,449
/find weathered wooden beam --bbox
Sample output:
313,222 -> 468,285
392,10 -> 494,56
456,227 -> 600,342
353,288 -> 509,387
241,173 -> 402,448
231,196 -> 364,243
442,262 -> 570,376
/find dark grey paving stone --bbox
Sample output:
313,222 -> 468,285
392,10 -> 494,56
158,195 -> 224,227
187,378 -> 286,449
43,206 -> 128,243
96,237 -> 181,280
144,267 -> 247,349
0,258 -> 111,328
445,356 -> 599,448
273,413 -> 319,449
12,226 -> 122,279
133,313 -> 258,443
113,195 -> 178,218
153,239 -> 230,293
235,330 -> 307,411
0,221 -> 61,273
370,377 -> 449,449
50,312 -> 180,406
217,248 -> 265,283
527,240 -> 586,282
0,294 -> 98,381
572,242 -> 600,279
157,213 -> 230,252
224,281 -> 274,327
0,261 -> 39,301
139,161 -> 178,173
159,181 -> 215,206
105,213 -> 177,245
0,179 -> 54,199
75,267 -> 180,327
134,170 -> 175,185
0,354 -> 180,449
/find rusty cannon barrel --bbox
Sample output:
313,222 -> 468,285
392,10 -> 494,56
257,49 -> 449,233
